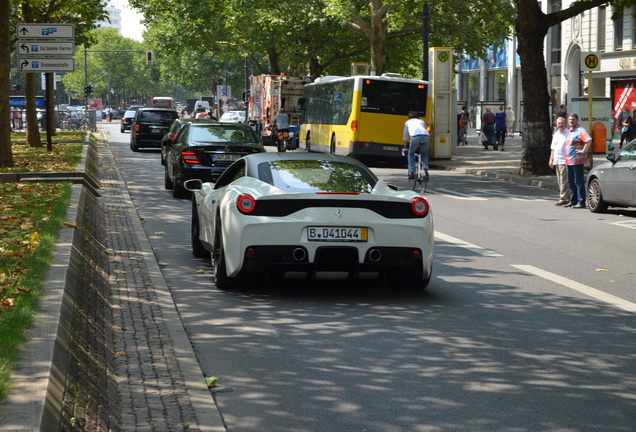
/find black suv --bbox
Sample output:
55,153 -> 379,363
130,108 -> 179,151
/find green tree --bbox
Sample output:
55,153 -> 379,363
515,0 -> 636,175
323,0 -> 516,76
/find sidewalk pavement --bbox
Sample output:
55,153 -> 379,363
429,129 -> 561,192
1,125 -> 568,431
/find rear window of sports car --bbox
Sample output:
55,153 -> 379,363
257,160 -> 376,193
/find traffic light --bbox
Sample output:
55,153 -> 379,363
84,85 -> 93,97
146,50 -> 154,65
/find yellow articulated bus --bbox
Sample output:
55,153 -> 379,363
298,73 -> 430,161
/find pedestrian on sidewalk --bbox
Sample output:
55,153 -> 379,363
505,105 -> 515,137
495,105 -> 507,151
617,106 -> 632,149
549,116 -> 571,206
458,106 -> 469,146
482,108 -> 496,150
556,104 -> 568,119
564,113 -> 592,208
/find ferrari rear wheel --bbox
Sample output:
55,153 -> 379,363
213,228 -> 238,290
191,198 -> 210,258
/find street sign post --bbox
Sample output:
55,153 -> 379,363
16,23 -> 75,39
16,23 -> 76,151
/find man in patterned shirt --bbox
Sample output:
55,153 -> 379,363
564,113 -> 592,208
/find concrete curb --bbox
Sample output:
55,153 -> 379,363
114,150 -> 226,432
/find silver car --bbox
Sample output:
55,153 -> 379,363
586,139 -> 636,213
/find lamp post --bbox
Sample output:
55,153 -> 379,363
422,1 -> 429,81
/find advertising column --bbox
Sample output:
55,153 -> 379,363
430,47 -> 454,159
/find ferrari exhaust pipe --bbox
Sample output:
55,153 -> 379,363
292,248 -> 306,261
369,249 -> 382,262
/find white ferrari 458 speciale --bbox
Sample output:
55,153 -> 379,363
185,152 -> 433,290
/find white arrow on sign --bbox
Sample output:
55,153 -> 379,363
16,23 -> 75,39
19,41 -> 75,56
19,58 -> 75,72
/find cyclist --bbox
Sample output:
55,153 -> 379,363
403,110 -> 430,179
273,108 -> 290,152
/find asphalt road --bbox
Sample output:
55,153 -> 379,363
105,122 -> 636,432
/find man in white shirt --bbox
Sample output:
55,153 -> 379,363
549,116 -> 571,205
403,111 -> 430,179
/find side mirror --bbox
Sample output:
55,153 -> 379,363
606,153 -> 616,163
184,179 -> 203,191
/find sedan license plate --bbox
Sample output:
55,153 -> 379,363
213,154 -> 241,162
307,227 -> 368,242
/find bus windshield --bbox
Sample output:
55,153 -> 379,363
152,97 -> 174,109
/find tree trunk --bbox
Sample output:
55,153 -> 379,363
516,0 -> 552,175
25,72 -> 43,148
0,0 -> 13,167
369,0 -> 388,75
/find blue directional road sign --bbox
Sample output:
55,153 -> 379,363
16,23 -> 75,39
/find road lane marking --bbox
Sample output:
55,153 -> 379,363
512,265 -> 636,314
610,220 -> 636,230
480,189 -> 549,201
430,188 -> 488,200
435,232 -> 503,257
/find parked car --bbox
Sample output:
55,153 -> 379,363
164,121 -> 264,198
120,110 -> 136,132
220,110 -> 246,123
587,139 -> 636,213
160,118 -> 196,165
130,108 -> 179,151
184,152 -> 434,290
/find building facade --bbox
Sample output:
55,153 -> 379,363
457,1 -> 636,135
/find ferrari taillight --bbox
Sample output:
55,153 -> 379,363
237,194 -> 256,214
411,197 -> 429,217
181,151 -> 199,164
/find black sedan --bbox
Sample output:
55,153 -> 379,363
587,139 -> 636,212
120,110 -> 136,133
164,121 -> 264,198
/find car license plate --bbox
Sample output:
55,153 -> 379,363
150,126 -> 166,134
214,154 -> 241,161
383,146 -> 399,152
307,227 -> 368,242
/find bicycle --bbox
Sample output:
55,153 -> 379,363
275,129 -> 292,152
403,144 -> 429,193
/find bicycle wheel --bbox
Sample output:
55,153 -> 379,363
408,172 -> 417,190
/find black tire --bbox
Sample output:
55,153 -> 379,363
191,198 -> 210,258
213,228 -> 238,290
173,172 -> 190,199
587,178 -> 608,213
160,151 -> 165,165
305,136 -> 311,152
120,126 -> 124,133
164,166 -> 174,189
330,135 -> 336,154
131,138 -> 139,152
